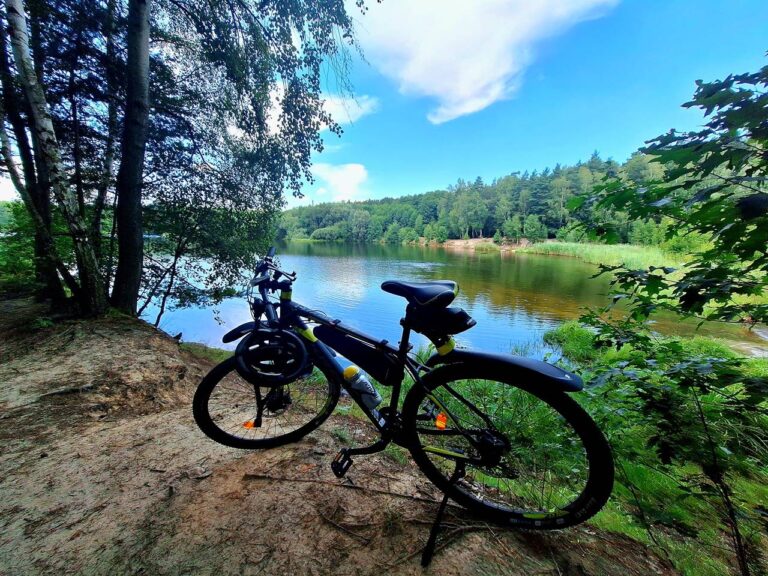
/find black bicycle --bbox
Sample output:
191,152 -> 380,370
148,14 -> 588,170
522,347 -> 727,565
193,247 -> 614,533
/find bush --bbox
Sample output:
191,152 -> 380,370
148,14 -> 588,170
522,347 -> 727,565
398,226 -> 418,244
543,321 -> 598,362
0,202 -> 37,294
309,225 -> 344,241
523,214 -> 547,242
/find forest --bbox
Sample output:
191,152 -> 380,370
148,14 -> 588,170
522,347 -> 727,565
278,151 -> 675,247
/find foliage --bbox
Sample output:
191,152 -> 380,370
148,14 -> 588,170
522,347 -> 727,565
502,214 -> 522,242
584,63 -> 768,325
0,0 -> 365,316
543,320 -> 599,362
0,201 -> 34,291
138,189 -> 277,324
547,320 -> 768,575
0,200 -> 11,226
0,200 -> 74,294
278,152 -> 657,245
30,316 -> 54,329
568,59 -> 768,576
523,214 -> 547,242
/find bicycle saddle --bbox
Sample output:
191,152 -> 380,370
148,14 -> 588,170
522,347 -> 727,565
381,280 -> 458,308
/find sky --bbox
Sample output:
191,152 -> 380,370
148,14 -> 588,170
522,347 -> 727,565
297,0 -> 768,206
2,0 -> 767,205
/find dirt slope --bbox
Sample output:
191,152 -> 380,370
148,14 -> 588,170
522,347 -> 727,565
0,299 -> 677,575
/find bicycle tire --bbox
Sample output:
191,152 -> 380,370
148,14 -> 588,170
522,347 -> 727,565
193,357 -> 340,449
402,362 -> 613,528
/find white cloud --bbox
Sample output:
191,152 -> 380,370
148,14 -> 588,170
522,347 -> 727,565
323,94 -> 379,125
310,162 -> 368,202
355,0 -> 618,123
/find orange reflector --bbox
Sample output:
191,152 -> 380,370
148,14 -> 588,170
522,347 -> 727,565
243,420 -> 255,429
435,412 -> 447,430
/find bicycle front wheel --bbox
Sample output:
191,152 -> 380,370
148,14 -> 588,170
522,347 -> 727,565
402,363 -> 613,528
193,357 -> 339,449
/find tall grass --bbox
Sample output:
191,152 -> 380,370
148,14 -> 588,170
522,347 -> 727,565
519,241 -> 683,269
179,342 -> 232,363
473,242 -> 501,254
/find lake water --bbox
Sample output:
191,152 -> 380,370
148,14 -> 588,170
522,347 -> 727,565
142,242 -> 767,359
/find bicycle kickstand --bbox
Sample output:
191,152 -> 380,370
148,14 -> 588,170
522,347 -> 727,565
421,462 -> 465,567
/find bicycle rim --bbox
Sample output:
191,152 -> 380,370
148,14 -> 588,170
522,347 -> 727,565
194,358 -> 338,449
405,369 -> 612,526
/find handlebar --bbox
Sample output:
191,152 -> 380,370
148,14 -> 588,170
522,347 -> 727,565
250,247 -> 296,288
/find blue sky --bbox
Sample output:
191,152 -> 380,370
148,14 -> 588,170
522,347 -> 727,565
295,0 -> 768,207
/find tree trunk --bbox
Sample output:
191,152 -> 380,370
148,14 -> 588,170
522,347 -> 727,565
5,0 -> 107,315
111,0 -> 150,315
0,3 -> 65,303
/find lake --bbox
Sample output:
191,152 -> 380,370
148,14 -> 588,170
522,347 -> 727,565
142,242 -> 767,359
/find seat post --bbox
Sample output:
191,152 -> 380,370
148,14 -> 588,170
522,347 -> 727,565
398,318 -> 412,359
383,317 -> 413,415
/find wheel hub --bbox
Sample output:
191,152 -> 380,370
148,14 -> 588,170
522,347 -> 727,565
476,430 -> 510,468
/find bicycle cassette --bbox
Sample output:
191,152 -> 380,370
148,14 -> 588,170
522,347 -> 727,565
235,328 -> 311,386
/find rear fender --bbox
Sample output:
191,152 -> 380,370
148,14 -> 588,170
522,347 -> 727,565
221,322 -> 257,343
425,349 -> 583,392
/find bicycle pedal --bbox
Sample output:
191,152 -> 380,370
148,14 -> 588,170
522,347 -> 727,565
331,449 -> 353,478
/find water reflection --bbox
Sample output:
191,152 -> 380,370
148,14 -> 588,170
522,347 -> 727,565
142,242 -> 765,359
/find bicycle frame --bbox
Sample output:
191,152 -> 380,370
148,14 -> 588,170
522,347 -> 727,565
268,286 -> 426,436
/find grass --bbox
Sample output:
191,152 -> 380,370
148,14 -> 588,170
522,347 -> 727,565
544,321 -> 749,366
519,241 -> 683,269
473,242 -> 501,254
743,357 -> 768,378
331,426 -> 352,444
179,342 -> 232,363
543,321 -> 599,362
383,444 -> 409,466
544,319 -> 768,575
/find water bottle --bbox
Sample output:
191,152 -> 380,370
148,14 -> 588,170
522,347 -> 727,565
343,365 -> 382,411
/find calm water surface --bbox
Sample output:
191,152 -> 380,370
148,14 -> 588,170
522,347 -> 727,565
143,242 -> 766,359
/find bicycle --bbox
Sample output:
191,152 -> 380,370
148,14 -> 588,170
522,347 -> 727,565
193,246 -> 614,551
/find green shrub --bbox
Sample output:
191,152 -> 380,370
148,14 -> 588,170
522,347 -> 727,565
543,321 -> 598,362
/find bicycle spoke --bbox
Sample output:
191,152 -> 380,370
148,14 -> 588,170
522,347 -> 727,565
416,378 -> 590,515
205,372 -> 331,443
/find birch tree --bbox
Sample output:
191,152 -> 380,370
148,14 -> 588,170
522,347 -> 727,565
5,0 -> 106,314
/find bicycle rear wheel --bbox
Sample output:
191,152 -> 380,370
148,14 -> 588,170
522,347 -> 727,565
193,357 -> 339,449
402,363 -> 613,528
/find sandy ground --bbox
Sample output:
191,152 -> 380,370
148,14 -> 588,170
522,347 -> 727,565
0,299 -> 677,576
437,238 -> 528,253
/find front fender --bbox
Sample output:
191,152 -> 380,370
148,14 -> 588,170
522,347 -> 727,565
425,349 -> 583,392
222,321 -> 257,343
